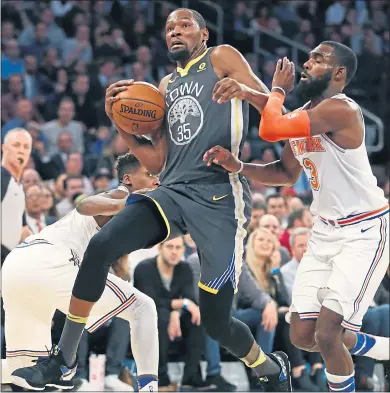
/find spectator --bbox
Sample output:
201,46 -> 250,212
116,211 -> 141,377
259,214 -> 290,266
41,97 -> 85,155
41,185 -> 57,220
1,128 -> 32,264
1,39 -> 24,80
1,74 -> 25,124
266,193 -> 288,227
55,174 -> 84,218
69,73 -> 97,129
287,196 -> 305,213
280,228 -> 326,391
134,46 -> 155,84
134,237 -> 207,391
279,208 -> 313,254
62,25 -> 92,67
248,199 -> 267,235
34,131 -> 72,180
53,173 -> 68,204
21,168 -> 41,192
2,99 -> 34,139
95,27 -> 132,63
1,21 -> 16,49
65,152 -> 94,195
22,55 -> 44,102
18,8 -> 66,50
38,47 -> 61,84
21,22 -> 51,62
25,184 -> 56,234
280,228 -> 311,305
93,167 -> 112,193
325,0 -> 350,25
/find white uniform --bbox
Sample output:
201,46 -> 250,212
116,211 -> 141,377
288,94 -> 389,331
2,191 -> 158,377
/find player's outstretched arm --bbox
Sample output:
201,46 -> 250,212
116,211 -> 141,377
76,188 -> 129,216
259,58 -> 358,143
203,143 -> 302,187
106,79 -> 169,175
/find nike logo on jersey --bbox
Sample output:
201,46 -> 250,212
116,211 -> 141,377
212,194 -> 228,201
361,226 -> 374,233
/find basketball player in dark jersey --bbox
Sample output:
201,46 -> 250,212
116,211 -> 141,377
12,9 -> 291,392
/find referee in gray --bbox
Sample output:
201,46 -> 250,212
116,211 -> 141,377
1,128 -> 33,265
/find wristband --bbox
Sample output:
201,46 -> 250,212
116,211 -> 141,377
236,160 -> 244,174
182,298 -> 188,310
271,86 -> 286,97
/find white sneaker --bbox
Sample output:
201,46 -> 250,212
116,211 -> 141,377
104,374 -> 134,391
75,378 -> 94,391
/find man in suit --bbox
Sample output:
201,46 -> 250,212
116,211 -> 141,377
34,131 -> 73,180
24,183 -> 55,234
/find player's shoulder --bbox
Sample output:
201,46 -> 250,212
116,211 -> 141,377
211,44 -> 243,61
318,95 -> 360,116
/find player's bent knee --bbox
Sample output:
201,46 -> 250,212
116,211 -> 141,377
85,231 -> 114,265
290,315 -> 316,351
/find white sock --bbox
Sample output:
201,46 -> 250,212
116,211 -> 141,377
350,332 -> 390,360
325,369 -> 355,392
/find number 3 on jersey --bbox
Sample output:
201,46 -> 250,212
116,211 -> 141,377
303,158 -> 320,191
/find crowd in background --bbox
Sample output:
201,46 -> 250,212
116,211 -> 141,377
1,0 -> 389,392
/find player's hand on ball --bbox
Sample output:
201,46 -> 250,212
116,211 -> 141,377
212,77 -> 248,104
105,80 -> 134,121
203,145 -> 241,172
272,57 -> 295,95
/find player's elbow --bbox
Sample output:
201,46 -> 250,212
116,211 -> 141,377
258,122 -> 280,142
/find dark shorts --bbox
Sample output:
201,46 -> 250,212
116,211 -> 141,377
127,176 -> 252,294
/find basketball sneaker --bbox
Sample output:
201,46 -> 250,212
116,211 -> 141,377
11,345 -> 77,391
258,351 -> 292,392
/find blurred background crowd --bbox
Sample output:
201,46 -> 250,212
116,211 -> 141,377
1,0 -> 389,392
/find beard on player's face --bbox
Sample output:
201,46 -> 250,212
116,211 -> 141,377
168,46 -> 191,62
297,69 -> 333,101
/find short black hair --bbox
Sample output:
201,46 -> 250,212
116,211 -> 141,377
64,175 -> 83,190
287,208 -> 305,229
115,153 -> 141,181
321,41 -> 358,85
174,8 -> 206,29
266,193 -> 283,204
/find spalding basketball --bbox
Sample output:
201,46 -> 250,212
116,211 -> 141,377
112,82 -> 165,135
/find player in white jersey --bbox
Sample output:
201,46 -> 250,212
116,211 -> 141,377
3,153 -> 160,392
204,41 -> 389,392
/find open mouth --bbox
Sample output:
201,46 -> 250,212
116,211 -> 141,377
17,157 -> 24,164
171,41 -> 185,50
300,72 -> 309,80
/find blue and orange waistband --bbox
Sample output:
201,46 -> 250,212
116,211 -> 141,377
320,205 -> 389,228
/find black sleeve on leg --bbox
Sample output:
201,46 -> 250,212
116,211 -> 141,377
72,200 -> 168,302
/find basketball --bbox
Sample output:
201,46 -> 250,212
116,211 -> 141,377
112,82 -> 166,135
